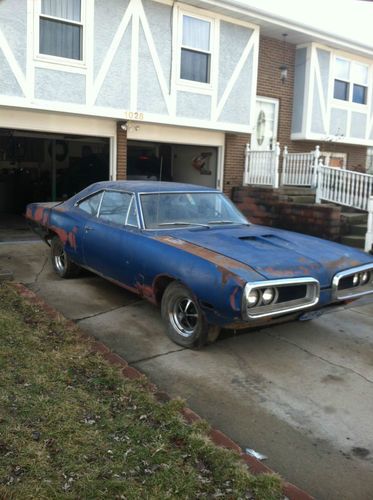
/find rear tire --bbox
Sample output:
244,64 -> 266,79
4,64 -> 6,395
51,236 -> 80,279
161,282 -> 220,348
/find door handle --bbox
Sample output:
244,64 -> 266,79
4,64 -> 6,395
85,226 -> 94,233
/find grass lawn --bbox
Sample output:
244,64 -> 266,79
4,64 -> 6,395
0,283 -> 282,499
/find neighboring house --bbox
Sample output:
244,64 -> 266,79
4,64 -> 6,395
0,0 -> 372,216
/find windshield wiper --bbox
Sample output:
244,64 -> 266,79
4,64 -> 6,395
207,220 -> 251,226
158,221 -> 210,228
207,220 -> 236,225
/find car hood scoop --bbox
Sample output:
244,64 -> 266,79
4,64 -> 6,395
169,225 -> 370,287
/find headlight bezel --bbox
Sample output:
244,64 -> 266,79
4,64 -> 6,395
332,264 -> 373,300
242,277 -> 320,320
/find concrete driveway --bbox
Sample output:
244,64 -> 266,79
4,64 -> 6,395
1,239 -> 373,499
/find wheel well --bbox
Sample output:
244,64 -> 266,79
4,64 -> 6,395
45,230 -> 58,246
153,275 -> 176,304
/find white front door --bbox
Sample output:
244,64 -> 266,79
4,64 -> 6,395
252,97 -> 279,151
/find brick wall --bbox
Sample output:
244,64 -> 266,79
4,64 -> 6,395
116,121 -> 127,180
232,186 -> 342,241
257,35 -> 296,153
223,133 -> 250,196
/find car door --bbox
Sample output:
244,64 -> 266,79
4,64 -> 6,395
72,190 -> 105,264
82,190 -> 141,286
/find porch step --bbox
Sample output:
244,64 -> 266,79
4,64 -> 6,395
278,187 -> 316,195
281,195 -> 316,204
341,212 -> 368,225
340,235 -> 365,249
349,224 -> 367,237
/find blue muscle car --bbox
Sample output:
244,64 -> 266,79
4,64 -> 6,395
26,181 -> 373,348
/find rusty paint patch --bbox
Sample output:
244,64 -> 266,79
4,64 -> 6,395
34,206 -> 46,222
323,256 -> 361,271
261,266 -> 309,277
42,210 -> 49,226
153,236 -> 250,287
265,255 -> 363,278
135,283 -> 156,304
49,225 -> 78,250
25,206 -> 33,220
229,286 -> 241,312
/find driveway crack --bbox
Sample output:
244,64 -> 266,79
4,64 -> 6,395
34,255 -> 49,284
132,348 -> 186,364
265,330 -> 373,385
75,301 -> 142,322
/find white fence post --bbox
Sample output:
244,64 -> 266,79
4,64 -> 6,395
315,160 -> 324,204
243,143 -> 250,185
365,195 -> 373,253
311,145 -> 320,188
282,145 -> 288,186
273,142 -> 280,188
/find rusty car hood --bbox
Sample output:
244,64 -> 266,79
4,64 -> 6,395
165,224 -> 373,288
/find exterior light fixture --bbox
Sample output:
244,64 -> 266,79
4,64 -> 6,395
279,33 -> 288,84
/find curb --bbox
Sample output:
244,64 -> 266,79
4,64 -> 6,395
12,282 -> 314,500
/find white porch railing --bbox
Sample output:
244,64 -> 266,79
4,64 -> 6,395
366,196 -> 373,252
243,142 -> 280,188
281,145 -> 320,187
315,165 -> 373,211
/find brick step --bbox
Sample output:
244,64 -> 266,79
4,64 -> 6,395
278,187 -> 316,195
279,195 -> 316,204
341,212 -> 368,225
340,235 -> 365,249
348,224 -> 367,236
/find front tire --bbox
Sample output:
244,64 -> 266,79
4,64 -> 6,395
161,282 -> 220,348
51,236 -> 80,279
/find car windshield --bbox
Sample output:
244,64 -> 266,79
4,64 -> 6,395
140,192 -> 248,229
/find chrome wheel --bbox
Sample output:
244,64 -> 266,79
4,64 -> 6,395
50,236 -> 81,279
54,248 -> 66,273
161,281 -> 219,348
170,297 -> 199,338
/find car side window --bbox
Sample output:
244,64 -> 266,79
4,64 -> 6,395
126,198 -> 139,227
77,192 -> 103,216
98,191 -> 132,225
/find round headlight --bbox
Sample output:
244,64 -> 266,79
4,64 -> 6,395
360,271 -> 370,285
247,289 -> 260,307
262,287 -> 276,305
352,273 -> 360,286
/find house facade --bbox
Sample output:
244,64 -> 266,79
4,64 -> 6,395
0,0 -> 372,215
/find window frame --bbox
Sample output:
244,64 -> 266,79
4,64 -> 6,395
76,189 -> 140,228
34,0 -> 86,68
76,190 -> 104,216
177,9 -> 214,90
333,56 -> 369,106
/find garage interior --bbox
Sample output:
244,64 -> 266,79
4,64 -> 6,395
127,140 -> 218,188
0,128 -> 109,240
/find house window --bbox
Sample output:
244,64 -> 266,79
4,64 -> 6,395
180,15 -> 211,84
333,58 -> 368,105
39,0 -> 83,61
